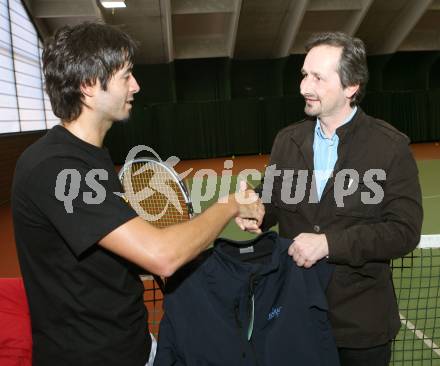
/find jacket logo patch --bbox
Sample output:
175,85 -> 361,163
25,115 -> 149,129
268,306 -> 282,320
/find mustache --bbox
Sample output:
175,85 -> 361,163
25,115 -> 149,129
302,93 -> 319,100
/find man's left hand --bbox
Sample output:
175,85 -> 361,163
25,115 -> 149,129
288,233 -> 329,268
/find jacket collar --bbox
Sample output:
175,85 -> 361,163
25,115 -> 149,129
207,231 -> 287,281
290,107 -> 364,141
334,107 -> 363,143
198,232 -> 286,321
289,118 -> 315,171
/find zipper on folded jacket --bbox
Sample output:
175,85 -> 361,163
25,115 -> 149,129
233,273 -> 261,365
248,273 -> 261,366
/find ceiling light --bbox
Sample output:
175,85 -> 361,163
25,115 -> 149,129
100,0 -> 126,8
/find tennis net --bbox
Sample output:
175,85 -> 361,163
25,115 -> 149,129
391,234 -> 440,365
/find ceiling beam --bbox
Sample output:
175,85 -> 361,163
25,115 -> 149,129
399,30 -> 440,51
227,0 -> 242,58
373,0 -> 434,54
274,0 -> 309,58
174,36 -> 227,59
172,0 -> 235,15
307,0 -> 363,11
32,0 -> 101,18
344,0 -> 374,36
160,0 -> 174,62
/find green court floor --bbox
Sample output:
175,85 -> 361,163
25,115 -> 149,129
418,160 -> 440,235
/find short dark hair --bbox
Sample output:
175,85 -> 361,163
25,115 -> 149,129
42,22 -> 137,122
305,32 -> 368,106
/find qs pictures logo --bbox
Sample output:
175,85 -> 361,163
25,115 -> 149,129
120,145 -> 193,222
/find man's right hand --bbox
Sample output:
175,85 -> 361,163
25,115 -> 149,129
232,181 -> 264,234
101,181 -> 264,278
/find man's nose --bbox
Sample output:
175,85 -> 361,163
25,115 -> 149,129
300,78 -> 309,96
130,75 -> 140,94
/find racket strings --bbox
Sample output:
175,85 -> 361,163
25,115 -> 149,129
121,161 -> 190,228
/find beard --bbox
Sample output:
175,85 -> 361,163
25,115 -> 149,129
302,94 -> 321,117
117,116 -> 130,124
304,101 -> 320,117
115,107 -> 133,124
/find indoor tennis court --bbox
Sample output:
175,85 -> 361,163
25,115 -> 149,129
3,151 -> 438,364
140,152 -> 440,365
1,0 -> 440,365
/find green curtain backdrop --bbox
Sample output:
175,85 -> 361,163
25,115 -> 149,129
133,64 -> 176,103
430,59 -> 440,89
382,52 -> 440,91
361,91 -> 431,142
105,52 -> 440,163
175,58 -> 231,101
231,58 -> 287,98
105,96 -> 301,163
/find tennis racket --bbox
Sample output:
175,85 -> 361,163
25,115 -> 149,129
119,157 -> 194,289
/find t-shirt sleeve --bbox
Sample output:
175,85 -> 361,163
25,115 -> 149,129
27,157 -> 138,257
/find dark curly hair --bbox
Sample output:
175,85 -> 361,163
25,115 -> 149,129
305,32 -> 368,106
42,22 -> 137,122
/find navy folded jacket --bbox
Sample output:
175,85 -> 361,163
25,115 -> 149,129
154,231 -> 340,366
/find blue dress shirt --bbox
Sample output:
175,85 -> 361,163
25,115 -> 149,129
313,107 -> 357,200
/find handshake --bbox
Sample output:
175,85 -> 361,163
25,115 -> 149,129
221,181 -> 265,234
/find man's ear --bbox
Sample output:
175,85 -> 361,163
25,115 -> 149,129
344,84 -> 359,100
80,80 -> 99,98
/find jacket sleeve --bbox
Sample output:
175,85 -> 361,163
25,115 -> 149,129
255,180 -> 279,232
326,137 -> 423,266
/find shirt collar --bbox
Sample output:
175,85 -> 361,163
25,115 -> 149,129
315,106 -> 358,140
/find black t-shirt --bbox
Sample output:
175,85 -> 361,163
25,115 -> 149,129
12,125 -> 150,366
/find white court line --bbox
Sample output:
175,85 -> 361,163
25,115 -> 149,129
418,235 -> 440,249
423,195 -> 440,199
399,313 -> 440,357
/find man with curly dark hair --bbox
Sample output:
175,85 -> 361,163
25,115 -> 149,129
12,22 -> 263,366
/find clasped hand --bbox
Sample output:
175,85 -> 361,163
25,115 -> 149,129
288,233 -> 329,268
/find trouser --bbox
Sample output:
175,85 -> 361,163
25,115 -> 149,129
338,342 -> 392,366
